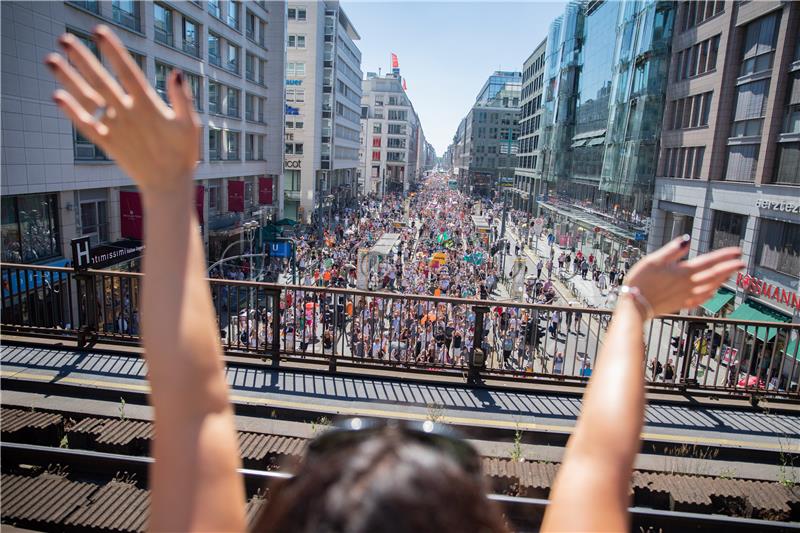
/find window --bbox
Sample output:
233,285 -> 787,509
226,131 -> 240,160
258,20 -> 266,47
1,195 -> 61,263
226,87 -> 239,117
245,93 -> 255,121
740,13 -> 778,78
674,34 -> 719,81
182,18 -> 199,57
286,88 -> 305,103
208,0 -> 221,19
670,92 -> 713,130
112,0 -> 140,31
227,43 -> 239,73
372,150 -> 381,161
710,211 -> 745,250
373,123 -> 382,134
155,62 -> 171,102
208,33 -> 220,66
68,1 -> 99,14
186,72 -> 201,111
154,4 -> 173,46
286,62 -> 305,76
372,137 -> 381,147
781,71 -> 800,134
246,11 -> 256,40
245,53 -> 256,81
774,142 -> 800,185
285,143 -> 294,155
288,34 -> 305,48
288,7 -> 307,21
757,220 -> 800,277
245,134 -> 255,160
208,81 -> 219,114
680,0 -> 724,32
731,79 -> 769,138
294,143 -> 303,155
80,200 -> 109,245
227,0 -> 240,30
208,185 -> 220,210
209,129 -> 222,160
725,144 -> 759,182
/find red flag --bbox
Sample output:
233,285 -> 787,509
119,191 -> 143,240
195,184 -> 205,224
402,78 -> 407,91
259,176 -> 273,205
228,180 -> 244,212
391,53 -> 398,68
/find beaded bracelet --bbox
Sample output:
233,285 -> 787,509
618,285 -> 654,321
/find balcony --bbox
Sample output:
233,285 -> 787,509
112,4 -> 140,32
154,28 -> 173,47
182,39 -> 200,58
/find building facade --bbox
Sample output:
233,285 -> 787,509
283,0 -> 362,222
1,0 -> 286,267
512,39 -> 547,214
358,73 -> 431,197
456,71 -> 521,198
648,1 -> 799,375
538,0 -> 674,263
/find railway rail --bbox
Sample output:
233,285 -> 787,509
2,406 -> 799,531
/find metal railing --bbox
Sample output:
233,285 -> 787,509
2,262 -> 799,399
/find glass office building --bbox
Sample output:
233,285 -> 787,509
540,0 -> 675,262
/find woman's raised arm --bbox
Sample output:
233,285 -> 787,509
542,236 -> 744,532
46,26 -> 246,532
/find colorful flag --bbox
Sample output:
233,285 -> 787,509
391,53 -> 399,68
402,78 -> 407,91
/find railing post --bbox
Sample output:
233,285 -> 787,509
679,321 -> 704,387
470,304 -> 490,384
269,288 -> 281,367
75,271 -> 97,348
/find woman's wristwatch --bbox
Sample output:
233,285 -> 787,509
618,285 -> 654,321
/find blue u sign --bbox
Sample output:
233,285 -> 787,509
270,242 -> 291,258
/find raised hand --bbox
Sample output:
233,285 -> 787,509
624,235 -> 745,316
45,25 -> 199,195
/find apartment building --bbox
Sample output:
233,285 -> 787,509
511,38 -> 547,215
283,0 -> 362,222
649,1 -> 799,358
453,71 -> 521,198
359,73 -> 426,196
1,0 -> 286,267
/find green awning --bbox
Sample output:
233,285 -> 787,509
700,288 -> 735,315
728,300 -> 791,342
783,338 -> 799,361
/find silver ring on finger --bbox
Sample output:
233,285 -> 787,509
92,105 -> 107,122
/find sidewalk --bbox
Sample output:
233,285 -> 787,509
505,224 -> 611,308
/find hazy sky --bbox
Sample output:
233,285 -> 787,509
343,1 -> 567,156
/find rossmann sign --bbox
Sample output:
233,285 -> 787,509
736,272 -> 800,311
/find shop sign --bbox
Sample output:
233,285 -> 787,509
286,79 -> 302,85
71,237 -> 143,271
736,272 -> 800,310
755,199 -> 800,213
285,159 -> 302,169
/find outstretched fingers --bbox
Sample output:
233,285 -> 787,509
58,32 -> 126,110
52,89 -> 108,144
45,53 -> 105,113
684,247 -> 742,274
648,234 -> 691,265
93,25 -> 157,106
166,70 -> 192,123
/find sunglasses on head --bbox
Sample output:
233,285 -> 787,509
306,417 -> 483,478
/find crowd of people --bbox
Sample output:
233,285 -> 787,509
219,175 -> 585,373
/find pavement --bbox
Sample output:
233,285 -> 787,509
2,343 -> 798,454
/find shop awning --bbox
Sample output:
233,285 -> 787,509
783,338 -> 799,361
587,136 -> 606,146
728,300 -> 791,342
570,139 -> 588,148
700,288 -> 735,315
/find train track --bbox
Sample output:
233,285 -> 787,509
2,440 -> 798,533
1,406 -> 799,532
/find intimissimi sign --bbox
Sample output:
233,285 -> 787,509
736,273 -> 800,310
